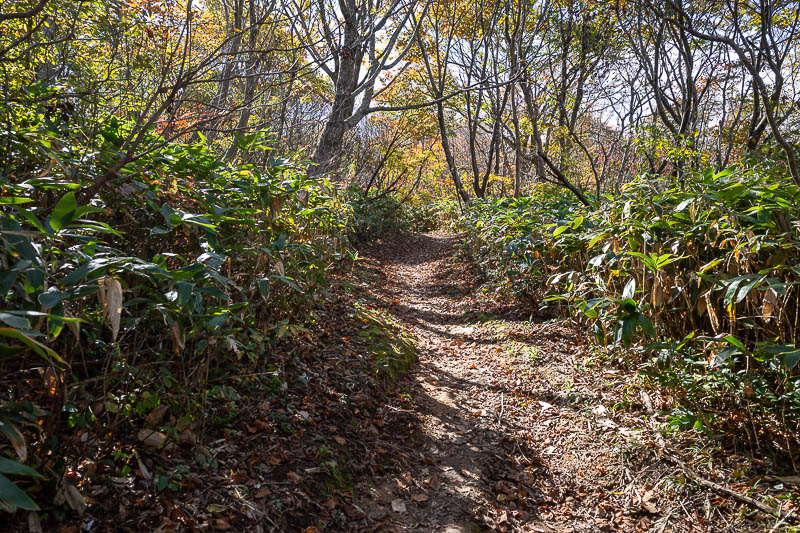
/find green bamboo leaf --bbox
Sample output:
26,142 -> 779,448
257,278 -> 270,300
49,192 -> 77,232
620,316 -> 635,348
735,275 -> 765,304
724,335 -> 747,352
638,313 -> 655,337
0,313 -> 30,330
0,473 -> 39,510
0,328 -> 63,364
38,289 -> 71,310
722,275 -> 753,306
765,345 -> 800,370
0,457 -> 42,478
0,197 -> 33,205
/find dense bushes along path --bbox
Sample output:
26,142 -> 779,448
354,232 -> 781,533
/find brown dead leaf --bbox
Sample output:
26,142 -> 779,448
137,428 -> 171,449
214,517 -> 231,530
64,484 -> 86,516
640,489 -> 658,514
323,498 -> 337,510
286,471 -> 302,483
763,288 -> 779,320
144,404 -> 169,427
99,276 -> 123,341
334,436 -> 346,445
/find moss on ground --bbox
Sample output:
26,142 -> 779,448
357,306 -> 417,383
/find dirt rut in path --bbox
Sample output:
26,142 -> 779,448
354,232 -> 765,533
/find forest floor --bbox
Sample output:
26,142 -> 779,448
40,232 -> 794,533
347,232 -> 785,533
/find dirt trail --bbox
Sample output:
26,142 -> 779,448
354,233 -> 763,533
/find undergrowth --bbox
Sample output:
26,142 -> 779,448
0,88 -> 354,513
458,164 -> 800,463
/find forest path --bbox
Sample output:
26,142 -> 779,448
353,232 -> 758,533
355,233 -> 605,532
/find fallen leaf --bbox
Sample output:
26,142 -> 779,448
368,507 -> 388,521
391,499 -> 407,513
137,428 -> 171,449
64,484 -> 86,516
255,487 -> 272,498
287,471 -> 302,483
144,404 -> 169,427
640,489 -> 658,514
28,512 -> 43,533
334,436 -> 346,445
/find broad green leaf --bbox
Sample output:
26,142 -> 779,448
0,313 -> 30,329
272,275 -> 301,292
711,346 -> 740,368
49,192 -> 77,232
765,345 -> 800,370
0,421 -> 26,461
725,335 -> 747,352
638,314 -> 655,337
735,275 -> 765,304
0,473 -> 39,510
38,289 -> 71,309
722,275 -> 756,306
675,198 -> 694,212
0,197 -> 32,205
0,457 -> 41,478
620,316 -> 635,348
176,281 -> 194,308
257,278 -> 270,300
0,328 -> 63,364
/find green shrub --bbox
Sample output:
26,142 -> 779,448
0,89 -> 351,510
344,188 -> 409,240
460,167 -> 800,455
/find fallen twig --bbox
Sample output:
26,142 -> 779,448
660,451 -> 796,523
497,391 -> 504,423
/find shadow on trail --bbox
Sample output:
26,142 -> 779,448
354,232 -> 567,532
